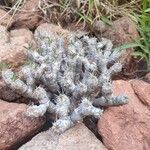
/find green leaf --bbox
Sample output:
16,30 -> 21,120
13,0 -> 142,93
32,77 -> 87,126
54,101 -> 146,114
101,16 -> 112,26
131,51 -> 146,58
144,8 -> 150,13
128,14 -> 138,23
142,0 -> 149,10
76,11 -> 93,24
113,43 -> 141,51
140,47 -> 150,54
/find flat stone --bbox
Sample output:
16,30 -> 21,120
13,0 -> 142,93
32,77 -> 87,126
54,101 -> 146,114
19,123 -> 107,150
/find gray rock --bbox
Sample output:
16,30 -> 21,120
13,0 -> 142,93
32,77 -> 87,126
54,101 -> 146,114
19,123 -> 107,150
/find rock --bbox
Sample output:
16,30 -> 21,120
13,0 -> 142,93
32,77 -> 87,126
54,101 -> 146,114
92,20 -> 107,34
10,0 -> 44,30
0,26 -> 36,101
0,100 -> 45,150
98,80 -> 150,150
66,22 -> 88,33
143,73 -> 150,83
34,23 -> 70,41
131,79 -> 150,109
0,80 -> 20,102
0,25 -> 36,68
10,28 -> 35,45
0,9 -> 11,27
34,23 -> 89,50
0,25 -> 9,44
34,23 -> 70,49
97,17 -> 139,73
19,123 -> 107,150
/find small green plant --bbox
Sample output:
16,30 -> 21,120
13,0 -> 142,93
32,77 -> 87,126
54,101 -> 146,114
114,0 -> 150,71
132,0 -> 150,70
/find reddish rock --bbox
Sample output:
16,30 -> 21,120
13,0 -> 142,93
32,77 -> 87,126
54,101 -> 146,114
10,0 -> 44,30
0,25 -> 36,101
0,25 -> 36,68
0,100 -> 45,150
10,28 -> 35,45
66,22 -> 88,33
0,80 -> 20,102
34,23 -> 69,40
103,17 -> 138,46
131,79 -> 150,109
98,17 -> 139,73
92,20 -> 107,34
0,9 -> 11,27
98,80 -> 150,150
0,25 -> 9,44
19,123 -> 107,150
34,23 -> 70,49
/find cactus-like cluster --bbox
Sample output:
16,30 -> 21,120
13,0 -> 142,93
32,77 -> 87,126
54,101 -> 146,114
2,34 -> 128,133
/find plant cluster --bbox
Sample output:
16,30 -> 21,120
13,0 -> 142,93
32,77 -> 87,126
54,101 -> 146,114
115,0 -> 150,71
40,0 -> 142,25
2,34 -> 128,133
131,0 -> 150,70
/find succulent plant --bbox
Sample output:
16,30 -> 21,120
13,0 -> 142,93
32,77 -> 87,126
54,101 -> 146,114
2,33 -> 128,133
